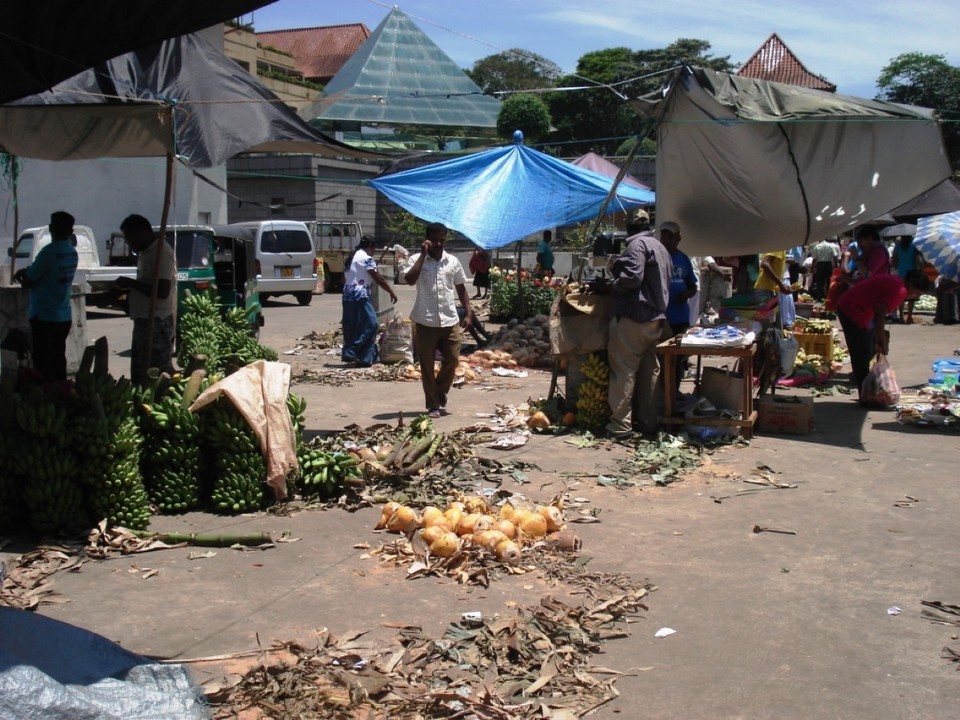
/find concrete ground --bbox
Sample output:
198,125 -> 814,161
12,287 -> 960,718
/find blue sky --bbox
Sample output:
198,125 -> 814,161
248,0 -> 959,100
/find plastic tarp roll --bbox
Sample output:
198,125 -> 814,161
0,607 -> 209,719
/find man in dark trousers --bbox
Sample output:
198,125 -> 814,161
405,222 -> 474,418
14,211 -> 79,381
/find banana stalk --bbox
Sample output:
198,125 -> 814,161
400,433 -> 436,467
402,433 -> 443,476
133,530 -> 272,546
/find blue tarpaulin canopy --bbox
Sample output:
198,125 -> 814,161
369,137 -> 655,249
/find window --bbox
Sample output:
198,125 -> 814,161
270,197 -> 285,216
260,230 -> 312,253
346,199 -> 354,216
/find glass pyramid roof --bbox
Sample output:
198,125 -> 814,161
305,7 -> 501,128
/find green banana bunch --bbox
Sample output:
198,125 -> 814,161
287,392 -> 307,445
138,375 -> 204,514
295,446 -> 361,499
178,290 -> 277,372
201,398 -> 266,514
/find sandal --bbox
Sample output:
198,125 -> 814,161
427,408 -> 441,418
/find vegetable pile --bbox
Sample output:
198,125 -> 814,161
464,314 -> 553,368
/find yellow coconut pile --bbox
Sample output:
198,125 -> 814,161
374,495 -> 566,564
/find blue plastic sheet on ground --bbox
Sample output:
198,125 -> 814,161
0,607 -> 208,720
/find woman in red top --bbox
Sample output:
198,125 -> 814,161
836,271 -> 929,400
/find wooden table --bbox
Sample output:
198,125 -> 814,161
657,337 -> 758,439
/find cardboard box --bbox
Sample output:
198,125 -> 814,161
758,395 -> 814,435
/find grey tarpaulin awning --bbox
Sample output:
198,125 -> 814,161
889,179 -> 960,222
0,1 -> 273,104
634,66 -> 951,255
0,32 -> 380,167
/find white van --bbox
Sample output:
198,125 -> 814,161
218,221 -> 317,306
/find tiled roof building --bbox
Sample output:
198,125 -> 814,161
737,33 -> 836,92
256,24 -> 371,85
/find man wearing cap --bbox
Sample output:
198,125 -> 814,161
605,214 -> 672,439
13,211 -> 79,381
341,235 -> 397,367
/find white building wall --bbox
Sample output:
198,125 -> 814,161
0,158 -> 228,259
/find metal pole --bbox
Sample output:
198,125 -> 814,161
145,151 -> 175,362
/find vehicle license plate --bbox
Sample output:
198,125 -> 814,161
280,267 -> 294,278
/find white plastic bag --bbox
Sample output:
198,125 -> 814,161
779,333 -> 799,377
378,315 -> 414,364
861,354 -> 901,407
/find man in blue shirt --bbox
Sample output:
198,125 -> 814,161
14,211 -> 79,381
659,221 -> 698,397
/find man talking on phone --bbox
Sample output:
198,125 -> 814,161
404,222 -> 474,418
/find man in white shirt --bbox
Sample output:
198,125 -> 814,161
811,237 -> 841,300
115,214 -> 177,384
404,222 -> 474,417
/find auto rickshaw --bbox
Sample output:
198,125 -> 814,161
159,226 -> 219,308
210,225 -> 264,336
156,225 -> 262,336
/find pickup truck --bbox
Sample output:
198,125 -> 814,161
312,220 -> 405,291
1,225 -> 135,307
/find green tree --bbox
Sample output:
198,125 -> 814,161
467,49 -> 562,95
384,209 -> 425,247
546,39 -> 733,155
496,93 -> 552,143
877,52 -> 960,171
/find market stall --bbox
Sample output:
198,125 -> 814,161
657,326 -> 759,438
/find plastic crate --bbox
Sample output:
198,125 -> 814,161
791,331 -> 833,363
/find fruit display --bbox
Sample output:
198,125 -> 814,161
464,314 -> 553,368
8,388 -> 86,535
0,330 -> 303,534
177,291 -> 277,372
295,447 -> 361,499
201,397 -> 268,514
374,495 -> 567,565
793,318 -> 834,334
138,371 -> 206,514
287,392 -> 306,446
575,353 -> 611,431
74,371 -> 152,531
